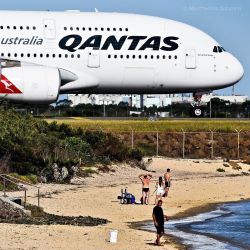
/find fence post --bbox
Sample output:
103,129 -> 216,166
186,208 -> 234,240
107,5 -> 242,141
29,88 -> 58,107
210,130 -> 214,159
182,129 -> 185,159
24,189 -> 27,209
131,129 -> 134,149
38,188 -> 40,208
235,129 -> 242,160
156,130 -> 159,156
3,178 -> 6,197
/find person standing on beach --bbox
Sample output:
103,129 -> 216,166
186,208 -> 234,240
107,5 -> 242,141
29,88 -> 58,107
154,176 -> 165,205
139,174 -> 152,205
152,200 -> 168,246
164,168 -> 171,197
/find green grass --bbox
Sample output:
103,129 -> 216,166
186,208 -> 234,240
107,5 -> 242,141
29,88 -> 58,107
9,173 -> 38,185
45,118 -> 250,132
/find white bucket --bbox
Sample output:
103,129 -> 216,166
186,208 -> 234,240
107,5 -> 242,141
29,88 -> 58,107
109,230 -> 118,243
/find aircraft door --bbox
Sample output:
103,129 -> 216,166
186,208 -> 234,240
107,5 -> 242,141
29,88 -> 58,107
88,48 -> 100,68
185,49 -> 197,69
43,19 -> 56,40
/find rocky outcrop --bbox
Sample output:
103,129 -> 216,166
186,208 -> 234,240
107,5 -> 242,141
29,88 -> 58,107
0,197 -> 31,219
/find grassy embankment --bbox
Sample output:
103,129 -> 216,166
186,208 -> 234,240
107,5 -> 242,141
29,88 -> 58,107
46,118 -> 250,132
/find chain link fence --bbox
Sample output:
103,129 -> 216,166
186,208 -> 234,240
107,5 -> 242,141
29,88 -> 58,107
110,130 -> 248,160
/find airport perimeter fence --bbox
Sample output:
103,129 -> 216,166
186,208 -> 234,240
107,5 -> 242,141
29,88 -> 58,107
101,130 -> 250,160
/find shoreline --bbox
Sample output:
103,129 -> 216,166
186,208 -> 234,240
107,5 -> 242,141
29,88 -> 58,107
132,198 -> 250,249
1,158 -> 250,250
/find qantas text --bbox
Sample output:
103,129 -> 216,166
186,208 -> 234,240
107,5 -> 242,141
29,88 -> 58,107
59,35 -> 179,52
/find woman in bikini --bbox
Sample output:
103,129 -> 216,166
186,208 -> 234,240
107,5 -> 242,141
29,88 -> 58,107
154,176 -> 165,204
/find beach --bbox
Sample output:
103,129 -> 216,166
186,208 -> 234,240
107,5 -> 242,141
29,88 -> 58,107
1,158 -> 250,250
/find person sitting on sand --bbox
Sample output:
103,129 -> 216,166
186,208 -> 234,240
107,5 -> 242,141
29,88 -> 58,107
152,200 -> 169,246
139,174 -> 152,205
154,177 -> 165,205
164,168 -> 171,197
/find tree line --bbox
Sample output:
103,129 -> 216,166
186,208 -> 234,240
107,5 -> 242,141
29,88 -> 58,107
8,98 -> 250,118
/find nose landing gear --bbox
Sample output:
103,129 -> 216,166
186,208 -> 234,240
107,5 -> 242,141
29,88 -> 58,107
190,93 -> 205,118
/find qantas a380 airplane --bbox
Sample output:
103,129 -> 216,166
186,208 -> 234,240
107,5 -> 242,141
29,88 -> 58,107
0,10 -> 244,116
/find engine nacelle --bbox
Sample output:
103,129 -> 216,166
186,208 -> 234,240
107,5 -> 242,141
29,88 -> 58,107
0,64 -> 60,104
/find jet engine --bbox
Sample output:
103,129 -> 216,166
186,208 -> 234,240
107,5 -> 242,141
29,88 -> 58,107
0,60 -> 61,104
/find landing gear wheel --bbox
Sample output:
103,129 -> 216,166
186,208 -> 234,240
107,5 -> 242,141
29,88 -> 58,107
191,107 -> 204,118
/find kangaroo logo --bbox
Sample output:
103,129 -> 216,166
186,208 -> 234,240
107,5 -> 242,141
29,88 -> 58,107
0,75 -> 22,94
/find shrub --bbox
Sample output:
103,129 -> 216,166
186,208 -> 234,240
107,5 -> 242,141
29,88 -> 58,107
9,162 -> 37,175
129,148 -> 144,161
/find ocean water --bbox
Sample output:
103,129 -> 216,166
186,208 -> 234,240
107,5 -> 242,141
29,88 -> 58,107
143,201 -> 250,250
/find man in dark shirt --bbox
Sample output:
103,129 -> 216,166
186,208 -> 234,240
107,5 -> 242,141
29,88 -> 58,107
152,200 -> 168,246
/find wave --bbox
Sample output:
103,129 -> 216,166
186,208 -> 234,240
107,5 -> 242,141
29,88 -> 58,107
142,206 -> 243,250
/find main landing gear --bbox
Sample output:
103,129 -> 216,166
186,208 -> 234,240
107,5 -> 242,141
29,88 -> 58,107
190,93 -> 205,118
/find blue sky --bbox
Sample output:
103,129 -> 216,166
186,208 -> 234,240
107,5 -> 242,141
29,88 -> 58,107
1,0 -> 249,96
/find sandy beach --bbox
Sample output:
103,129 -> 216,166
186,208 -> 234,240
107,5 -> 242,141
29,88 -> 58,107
1,158 -> 250,250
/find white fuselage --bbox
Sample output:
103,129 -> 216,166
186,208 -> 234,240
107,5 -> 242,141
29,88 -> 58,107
0,11 -> 244,103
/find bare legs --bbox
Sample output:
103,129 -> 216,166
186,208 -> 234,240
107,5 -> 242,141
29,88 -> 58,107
155,194 -> 163,205
156,232 -> 163,246
142,191 -> 150,204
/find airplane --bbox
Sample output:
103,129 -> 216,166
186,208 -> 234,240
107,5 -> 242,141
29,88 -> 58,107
0,10 -> 244,117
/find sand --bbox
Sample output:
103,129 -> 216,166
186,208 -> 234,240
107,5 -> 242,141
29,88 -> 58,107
1,158 -> 250,250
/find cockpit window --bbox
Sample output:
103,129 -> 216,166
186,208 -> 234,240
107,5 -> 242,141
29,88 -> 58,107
213,46 -> 225,53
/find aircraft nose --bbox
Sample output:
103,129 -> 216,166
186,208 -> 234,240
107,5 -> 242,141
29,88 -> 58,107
228,55 -> 244,84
